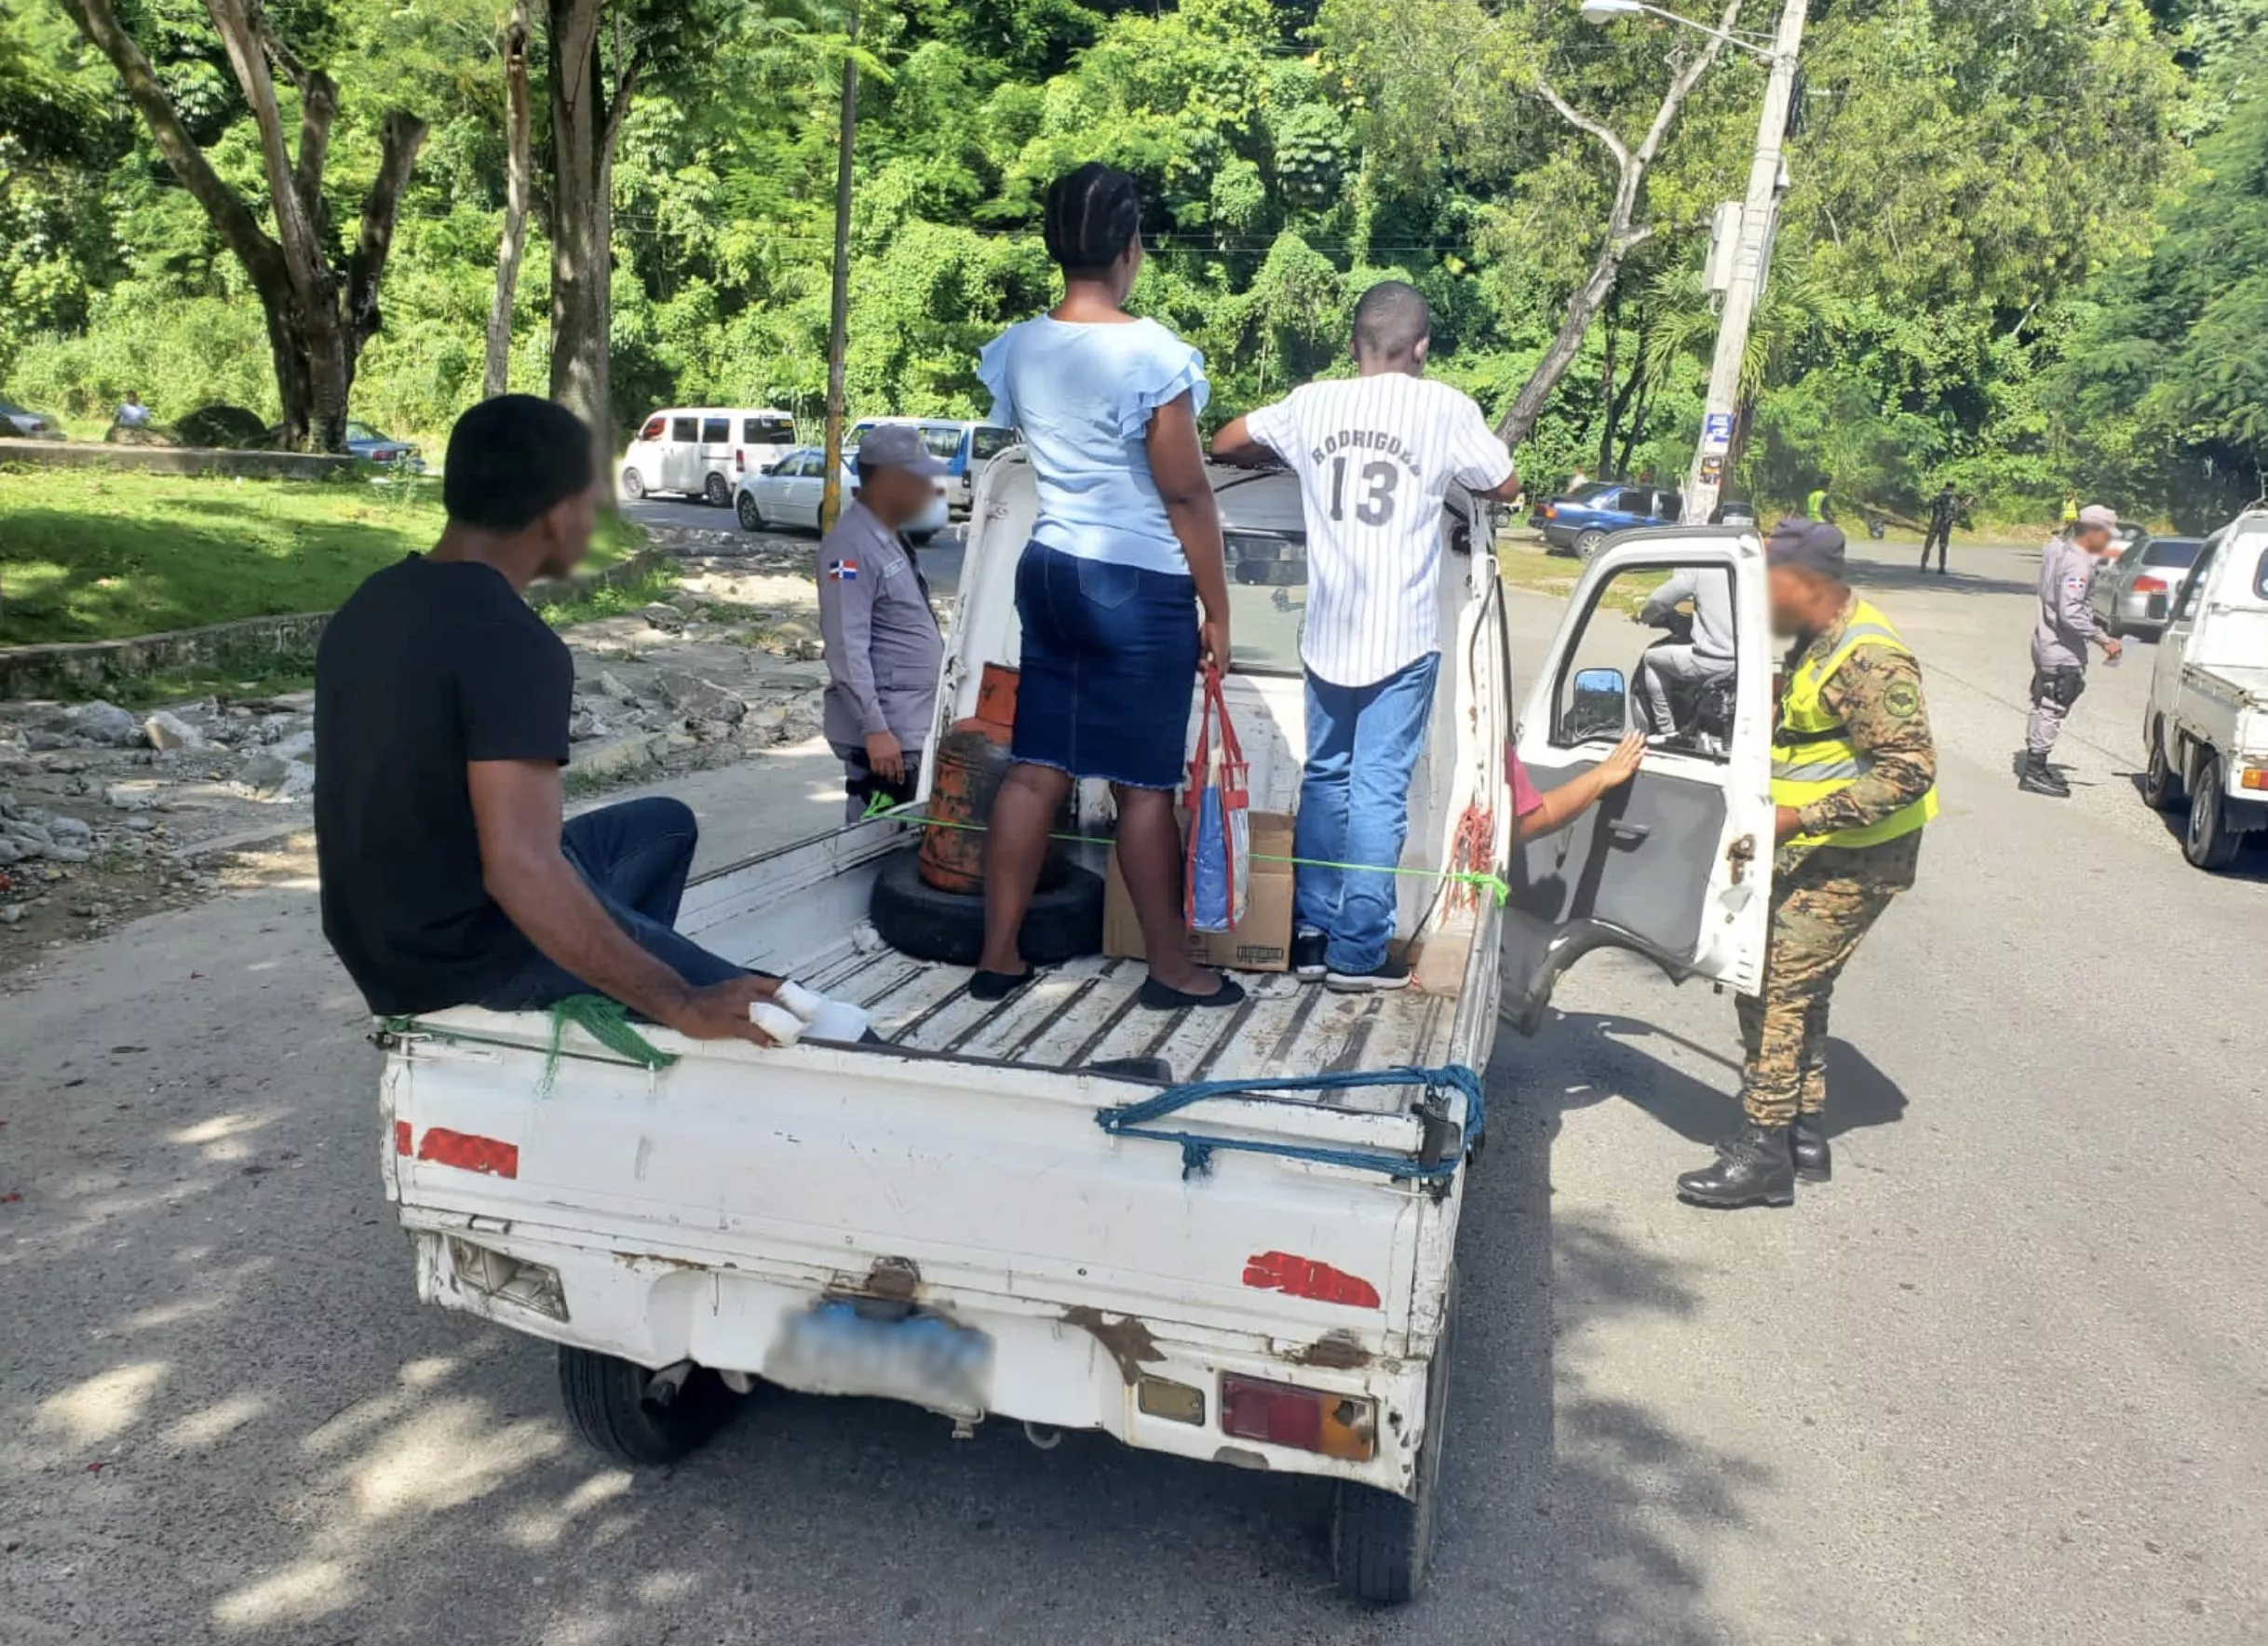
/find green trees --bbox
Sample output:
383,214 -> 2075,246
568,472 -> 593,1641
0,0 -> 2249,521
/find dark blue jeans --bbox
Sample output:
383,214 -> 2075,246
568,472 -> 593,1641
475,797 -> 745,1013
1294,653 -> 1441,974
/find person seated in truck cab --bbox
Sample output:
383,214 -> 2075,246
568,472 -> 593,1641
313,396 -> 778,1045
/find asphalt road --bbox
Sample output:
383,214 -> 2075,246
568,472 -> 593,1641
3,533 -> 2263,1644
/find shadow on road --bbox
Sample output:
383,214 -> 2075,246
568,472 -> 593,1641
1533,1010 -> 1909,1148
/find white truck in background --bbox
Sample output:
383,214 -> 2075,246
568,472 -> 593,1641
374,456 -> 1777,1604
2139,509 -> 2268,870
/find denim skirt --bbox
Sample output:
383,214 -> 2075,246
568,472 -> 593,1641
1012,540 -> 1200,790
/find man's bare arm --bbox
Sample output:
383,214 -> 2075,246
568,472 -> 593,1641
468,761 -> 778,1043
1209,414 -> 1279,469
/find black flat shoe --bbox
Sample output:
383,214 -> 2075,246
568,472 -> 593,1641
969,966 -> 1036,1002
1138,975 -> 1249,1011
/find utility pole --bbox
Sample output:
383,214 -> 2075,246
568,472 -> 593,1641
1681,0 -> 1805,525
818,1 -> 857,535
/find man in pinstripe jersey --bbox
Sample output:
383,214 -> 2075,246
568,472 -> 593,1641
1213,282 -> 1523,992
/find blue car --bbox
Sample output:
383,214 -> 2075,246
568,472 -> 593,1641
1538,480 -> 1684,558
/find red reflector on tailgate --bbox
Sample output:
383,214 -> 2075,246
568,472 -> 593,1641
1242,1251 -> 1380,1309
413,1127 -> 519,1179
394,1120 -> 412,1155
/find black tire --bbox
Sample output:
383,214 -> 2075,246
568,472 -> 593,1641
1574,528 -> 1608,561
558,1345 -> 739,1465
1333,1265 -> 1459,1605
621,467 -> 647,500
736,491 -> 765,533
868,850 -> 1102,966
704,472 -> 731,507
2183,753 -> 2242,870
2141,722 -> 2185,811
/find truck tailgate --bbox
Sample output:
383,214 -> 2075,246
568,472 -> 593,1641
384,1018 -> 1454,1353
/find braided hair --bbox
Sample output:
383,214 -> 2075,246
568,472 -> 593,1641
1042,163 -> 1142,277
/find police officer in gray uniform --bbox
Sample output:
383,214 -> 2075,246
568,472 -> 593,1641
2018,502 -> 2123,798
817,424 -> 947,822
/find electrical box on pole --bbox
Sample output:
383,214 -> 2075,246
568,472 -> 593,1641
1704,201 -> 1742,296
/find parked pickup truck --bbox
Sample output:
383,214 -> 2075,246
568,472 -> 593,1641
374,468 -> 1775,1603
2140,508 -> 2268,870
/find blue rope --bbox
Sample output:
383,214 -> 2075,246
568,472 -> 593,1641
1094,1064 -> 1485,1182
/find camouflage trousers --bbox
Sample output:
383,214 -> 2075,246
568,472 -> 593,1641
1736,836 -> 1921,1127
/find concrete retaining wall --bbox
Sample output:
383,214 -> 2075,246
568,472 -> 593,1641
0,551 -> 664,699
0,441 -> 358,481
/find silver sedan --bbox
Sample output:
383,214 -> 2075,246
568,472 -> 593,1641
733,446 -> 948,542
2091,533 -> 2205,637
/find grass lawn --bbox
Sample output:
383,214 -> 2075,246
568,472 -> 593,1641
0,466 -> 637,648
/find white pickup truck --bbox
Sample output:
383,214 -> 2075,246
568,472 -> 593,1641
375,459 -> 1775,1603
2139,508 -> 2268,870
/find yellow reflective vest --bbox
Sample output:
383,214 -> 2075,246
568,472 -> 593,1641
1773,600 -> 1939,849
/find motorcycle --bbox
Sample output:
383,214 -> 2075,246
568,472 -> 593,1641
1633,608 -> 1735,758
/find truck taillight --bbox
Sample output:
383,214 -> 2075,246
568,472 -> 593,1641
2132,575 -> 2167,594
1219,1374 -> 1376,1461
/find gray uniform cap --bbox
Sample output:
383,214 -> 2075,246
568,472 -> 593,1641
856,424 -> 948,476
1767,517 -> 1847,577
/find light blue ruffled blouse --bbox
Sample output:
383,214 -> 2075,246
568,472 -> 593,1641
976,315 -> 1209,576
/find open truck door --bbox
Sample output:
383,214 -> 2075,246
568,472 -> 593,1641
1501,527 -> 1775,1032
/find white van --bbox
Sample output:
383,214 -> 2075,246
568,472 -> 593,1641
621,408 -> 798,507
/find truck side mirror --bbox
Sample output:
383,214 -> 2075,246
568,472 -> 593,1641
1563,667 -> 1629,743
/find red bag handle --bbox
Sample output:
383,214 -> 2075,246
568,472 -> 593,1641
1185,666 -> 1248,811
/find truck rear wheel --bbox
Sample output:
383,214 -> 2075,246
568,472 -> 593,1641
558,1346 -> 739,1466
1332,1265 -> 1459,1605
2183,754 -> 2243,870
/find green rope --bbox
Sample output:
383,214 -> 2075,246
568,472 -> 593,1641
540,993 -> 679,1095
858,799 -> 1510,905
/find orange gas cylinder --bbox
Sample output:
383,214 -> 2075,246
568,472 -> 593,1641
918,721 -> 1008,894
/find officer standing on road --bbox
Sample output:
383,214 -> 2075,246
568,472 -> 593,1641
1920,483 -> 1959,574
817,425 -> 948,823
1677,519 -> 1938,1210
1805,481 -> 1832,522
2017,504 -> 2123,799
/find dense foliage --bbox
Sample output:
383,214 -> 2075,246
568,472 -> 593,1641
3,0 -> 2260,521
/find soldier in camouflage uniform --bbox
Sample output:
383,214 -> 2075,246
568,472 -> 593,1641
1677,519 -> 1938,1209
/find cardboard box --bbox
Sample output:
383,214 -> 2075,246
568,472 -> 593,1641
1103,810 -> 1295,973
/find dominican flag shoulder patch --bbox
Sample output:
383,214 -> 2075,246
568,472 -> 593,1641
826,559 -> 859,581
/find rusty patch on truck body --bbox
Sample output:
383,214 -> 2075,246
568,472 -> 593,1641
1289,1329 -> 1373,1369
1060,1306 -> 1165,1384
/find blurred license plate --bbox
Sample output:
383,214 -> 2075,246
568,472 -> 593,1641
763,1301 -> 992,1418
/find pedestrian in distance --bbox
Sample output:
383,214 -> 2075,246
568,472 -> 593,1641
312,395 -> 781,1044
1920,482 -> 1958,574
114,390 -> 151,429
1211,280 -> 1523,991
1675,519 -> 1937,1210
2017,503 -> 2123,798
817,424 -> 948,825
968,162 -> 1238,1012
1805,482 -> 1832,522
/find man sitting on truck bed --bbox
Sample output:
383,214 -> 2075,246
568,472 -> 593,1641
1211,281 -> 1525,992
313,395 -> 778,1045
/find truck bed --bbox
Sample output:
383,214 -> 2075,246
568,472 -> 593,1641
803,946 -> 1463,1106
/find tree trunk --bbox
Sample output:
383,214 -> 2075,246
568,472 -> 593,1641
1499,231 -> 1653,451
548,0 -> 638,481
485,0 -> 533,399
59,0 -> 421,452
819,3 -> 858,534
1597,294 -> 1619,478
1494,0 -> 1743,451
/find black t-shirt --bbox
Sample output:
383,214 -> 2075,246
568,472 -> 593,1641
315,555 -> 573,1015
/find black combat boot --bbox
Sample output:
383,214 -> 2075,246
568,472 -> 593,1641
2017,752 -> 2070,797
1791,1113 -> 1831,1182
1677,1125 -> 1797,1208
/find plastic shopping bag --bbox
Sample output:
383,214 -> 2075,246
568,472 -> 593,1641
1183,666 -> 1250,934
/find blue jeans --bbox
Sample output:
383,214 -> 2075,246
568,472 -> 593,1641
475,797 -> 745,1013
1294,653 -> 1440,974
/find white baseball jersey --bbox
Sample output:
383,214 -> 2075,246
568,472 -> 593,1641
1243,374 -> 1515,688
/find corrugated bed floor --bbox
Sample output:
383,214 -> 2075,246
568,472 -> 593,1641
800,949 -> 1460,1107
